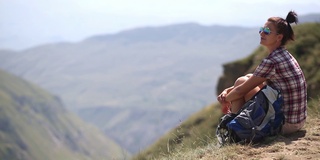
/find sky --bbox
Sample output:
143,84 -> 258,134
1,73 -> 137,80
1,0 -> 320,50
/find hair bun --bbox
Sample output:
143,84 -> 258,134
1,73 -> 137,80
286,11 -> 298,24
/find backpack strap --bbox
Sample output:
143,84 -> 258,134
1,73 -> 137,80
256,86 -> 282,130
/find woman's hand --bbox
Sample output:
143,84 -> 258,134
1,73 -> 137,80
218,91 -> 231,114
217,91 -> 227,103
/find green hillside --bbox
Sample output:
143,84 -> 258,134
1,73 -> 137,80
134,22 -> 320,160
0,69 -> 128,160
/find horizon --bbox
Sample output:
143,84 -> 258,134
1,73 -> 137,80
1,0 -> 320,50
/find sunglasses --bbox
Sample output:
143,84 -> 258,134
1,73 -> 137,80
259,27 -> 275,35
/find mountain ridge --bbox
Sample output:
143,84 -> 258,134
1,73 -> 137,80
0,69 -> 128,159
84,23 -> 251,44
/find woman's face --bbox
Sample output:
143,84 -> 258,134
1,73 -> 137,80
259,21 -> 282,48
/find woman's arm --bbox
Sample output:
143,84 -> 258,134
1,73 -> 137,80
217,86 -> 234,113
217,86 -> 234,103
225,75 -> 266,102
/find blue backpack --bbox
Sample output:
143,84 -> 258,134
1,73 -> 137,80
216,85 -> 284,145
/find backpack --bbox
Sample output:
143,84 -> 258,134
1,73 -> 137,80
216,85 -> 284,145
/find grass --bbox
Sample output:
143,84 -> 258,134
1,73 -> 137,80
151,106 -> 320,160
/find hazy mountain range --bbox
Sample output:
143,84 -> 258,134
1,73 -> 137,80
0,69 -> 127,159
0,13 -> 319,153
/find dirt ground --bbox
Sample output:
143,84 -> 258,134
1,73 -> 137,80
237,117 -> 320,160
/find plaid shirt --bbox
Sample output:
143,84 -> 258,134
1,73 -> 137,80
253,47 -> 307,124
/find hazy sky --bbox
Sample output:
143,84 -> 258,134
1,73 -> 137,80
1,0 -> 320,50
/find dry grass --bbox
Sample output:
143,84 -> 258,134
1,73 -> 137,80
155,115 -> 320,160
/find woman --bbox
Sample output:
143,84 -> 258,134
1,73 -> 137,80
217,11 -> 307,135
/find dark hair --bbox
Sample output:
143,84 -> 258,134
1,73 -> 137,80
268,11 -> 298,45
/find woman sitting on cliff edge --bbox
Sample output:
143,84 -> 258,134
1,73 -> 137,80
217,11 -> 307,135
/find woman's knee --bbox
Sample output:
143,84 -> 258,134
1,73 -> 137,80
234,76 -> 248,86
233,75 -> 261,102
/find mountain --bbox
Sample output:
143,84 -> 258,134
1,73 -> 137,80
133,22 -> 320,160
0,23 -> 259,153
0,69 -> 127,159
0,13 -> 319,153
299,13 -> 320,23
